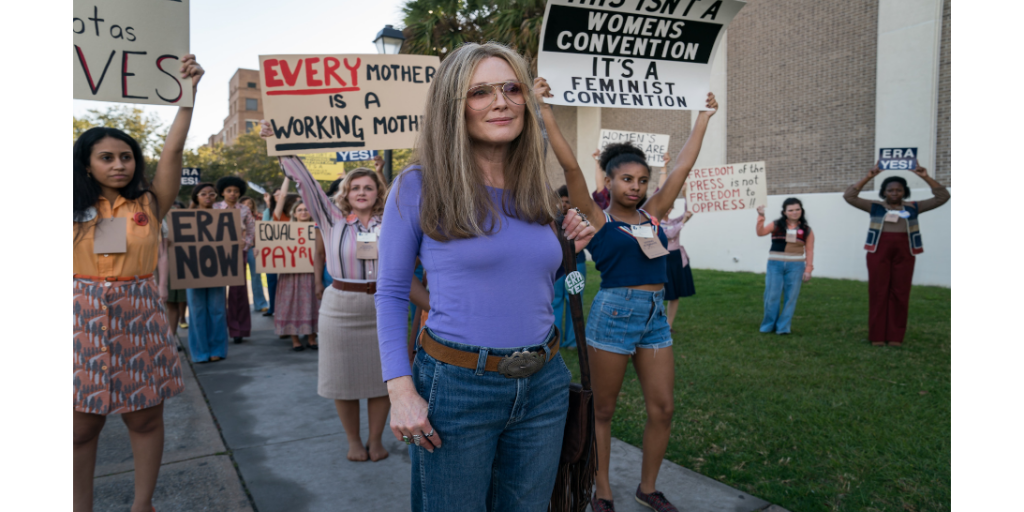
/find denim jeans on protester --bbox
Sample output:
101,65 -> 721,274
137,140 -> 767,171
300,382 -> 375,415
186,287 -> 229,362
409,328 -> 571,512
551,261 -> 587,348
760,260 -> 806,334
246,249 -> 268,311
266,273 -> 278,315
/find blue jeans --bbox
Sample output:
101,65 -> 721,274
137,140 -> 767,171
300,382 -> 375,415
552,261 -> 587,348
186,287 -> 228,362
410,329 -> 571,512
247,250 -> 268,311
266,273 -> 278,315
586,287 -> 673,355
760,260 -> 806,334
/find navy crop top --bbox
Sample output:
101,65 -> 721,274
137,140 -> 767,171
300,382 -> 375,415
587,209 -> 669,289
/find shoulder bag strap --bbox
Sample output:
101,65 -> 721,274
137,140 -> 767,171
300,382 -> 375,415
558,226 -> 592,391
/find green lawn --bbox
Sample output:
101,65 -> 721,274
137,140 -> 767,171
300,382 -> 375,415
561,263 -> 950,512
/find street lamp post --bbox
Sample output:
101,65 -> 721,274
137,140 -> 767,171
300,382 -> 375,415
373,24 -> 406,184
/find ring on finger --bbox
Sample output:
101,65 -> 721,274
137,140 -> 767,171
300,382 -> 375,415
424,429 -> 435,438
412,434 -> 423,446
402,435 -> 412,445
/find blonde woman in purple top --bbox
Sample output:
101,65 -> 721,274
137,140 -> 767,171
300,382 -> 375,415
260,121 -> 429,463
374,43 -> 595,511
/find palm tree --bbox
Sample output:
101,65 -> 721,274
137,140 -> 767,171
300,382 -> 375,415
400,0 -> 547,73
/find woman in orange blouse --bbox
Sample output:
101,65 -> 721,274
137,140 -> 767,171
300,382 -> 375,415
73,55 -> 203,512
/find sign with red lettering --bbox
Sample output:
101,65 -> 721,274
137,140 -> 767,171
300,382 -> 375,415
259,54 -> 440,156
167,210 -> 245,289
685,161 -> 767,214
73,0 -> 193,107
255,222 -> 317,274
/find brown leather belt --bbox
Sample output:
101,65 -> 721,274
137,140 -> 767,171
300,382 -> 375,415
331,280 -> 376,294
418,328 -> 560,378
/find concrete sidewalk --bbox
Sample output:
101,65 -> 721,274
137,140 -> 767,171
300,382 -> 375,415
96,309 -> 786,512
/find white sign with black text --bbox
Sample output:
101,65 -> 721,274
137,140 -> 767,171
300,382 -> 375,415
599,129 -> 670,167
537,0 -> 745,111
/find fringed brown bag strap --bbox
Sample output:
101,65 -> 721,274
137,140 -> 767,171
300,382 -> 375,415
549,225 -> 597,512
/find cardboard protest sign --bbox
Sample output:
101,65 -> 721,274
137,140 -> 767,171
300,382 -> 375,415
181,168 -> 201,186
73,0 -> 193,107
166,210 -> 245,289
254,222 -> 317,274
599,129 -> 670,166
537,0 -> 744,110
685,161 -> 767,213
259,54 -> 440,156
879,148 -> 918,171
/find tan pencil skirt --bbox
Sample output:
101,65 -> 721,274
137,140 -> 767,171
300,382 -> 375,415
317,285 -> 388,400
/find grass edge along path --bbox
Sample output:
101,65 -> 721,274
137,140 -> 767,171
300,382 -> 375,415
560,264 -> 950,512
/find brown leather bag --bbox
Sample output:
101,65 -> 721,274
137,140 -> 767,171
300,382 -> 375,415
549,227 -> 596,512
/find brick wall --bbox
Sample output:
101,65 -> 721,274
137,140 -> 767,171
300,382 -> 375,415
727,1 -> 878,195
935,0 -> 951,186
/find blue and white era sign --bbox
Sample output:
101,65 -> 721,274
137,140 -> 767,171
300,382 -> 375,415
335,150 -> 379,163
878,148 -> 918,171
181,168 -> 202,186
565,271 -> 586,295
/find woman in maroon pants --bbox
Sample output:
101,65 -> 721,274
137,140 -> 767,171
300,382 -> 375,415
844,165 -> 949,346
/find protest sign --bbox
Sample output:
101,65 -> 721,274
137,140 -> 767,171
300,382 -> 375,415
299,153 -> 347,181
878,148 -> 918,171
537,0 -> 744,111
167,210 -> 245,289
259,54 -> 440,156
297,150 -> 380,181
254,222 -> 317,274
599,129 -> 670,166
685,161 -> 767,213
336,150 -> 379,162
73,0 -> 193,107
248,182 -> 267,195
181,168 -> 201,186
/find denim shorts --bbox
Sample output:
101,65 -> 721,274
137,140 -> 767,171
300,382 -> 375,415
586,287 -> 673,355
410,328 -> 571,512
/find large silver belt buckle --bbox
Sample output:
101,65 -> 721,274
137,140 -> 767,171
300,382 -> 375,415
497,350 -> 546,379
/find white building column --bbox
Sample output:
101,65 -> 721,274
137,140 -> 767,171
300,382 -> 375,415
874,0 -> 945,189
576,106 -> 602,193
692,30 -> 728,170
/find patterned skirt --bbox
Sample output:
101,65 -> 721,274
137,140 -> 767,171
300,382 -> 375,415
73,276 -> 185,415
274,273 -> 319,336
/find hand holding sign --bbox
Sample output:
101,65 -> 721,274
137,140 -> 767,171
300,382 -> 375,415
911,165 -> 930,180
179,54 -> 204,99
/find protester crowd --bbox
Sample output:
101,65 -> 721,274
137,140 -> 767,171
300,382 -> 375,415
73,43 -> 950,512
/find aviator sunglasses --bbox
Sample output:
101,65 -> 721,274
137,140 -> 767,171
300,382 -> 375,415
463,81 -> 529,111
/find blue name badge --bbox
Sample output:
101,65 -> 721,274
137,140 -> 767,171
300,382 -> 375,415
879,148 -> 918,171
335,150 -> 379,163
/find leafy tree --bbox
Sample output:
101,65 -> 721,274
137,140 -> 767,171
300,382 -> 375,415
74,106 -> 166,157
73,117 -> 95,144
400,0 -> 546,71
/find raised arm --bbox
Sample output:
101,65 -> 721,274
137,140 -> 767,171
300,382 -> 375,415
643,93 -> 717,219
262,121 -> 344,228
273,177 -> 290,219
657,152 -> 672,190
314,233 -> 326,301
534,77 -> 605,230
844,165 -> 880,212
909,166 -> 951,213
592,149 -> 605,194
150,55 -> 204,220
755,205 -> 774,237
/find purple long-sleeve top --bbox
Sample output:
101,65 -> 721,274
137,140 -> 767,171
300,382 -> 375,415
375,168 -> 563,381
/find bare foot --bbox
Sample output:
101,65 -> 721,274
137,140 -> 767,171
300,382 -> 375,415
347,443 -> 369,462
368,443 -> 389,462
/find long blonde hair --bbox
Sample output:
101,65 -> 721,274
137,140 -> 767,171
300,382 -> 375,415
333,168 -> 387,217
410,42 -> 557,241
